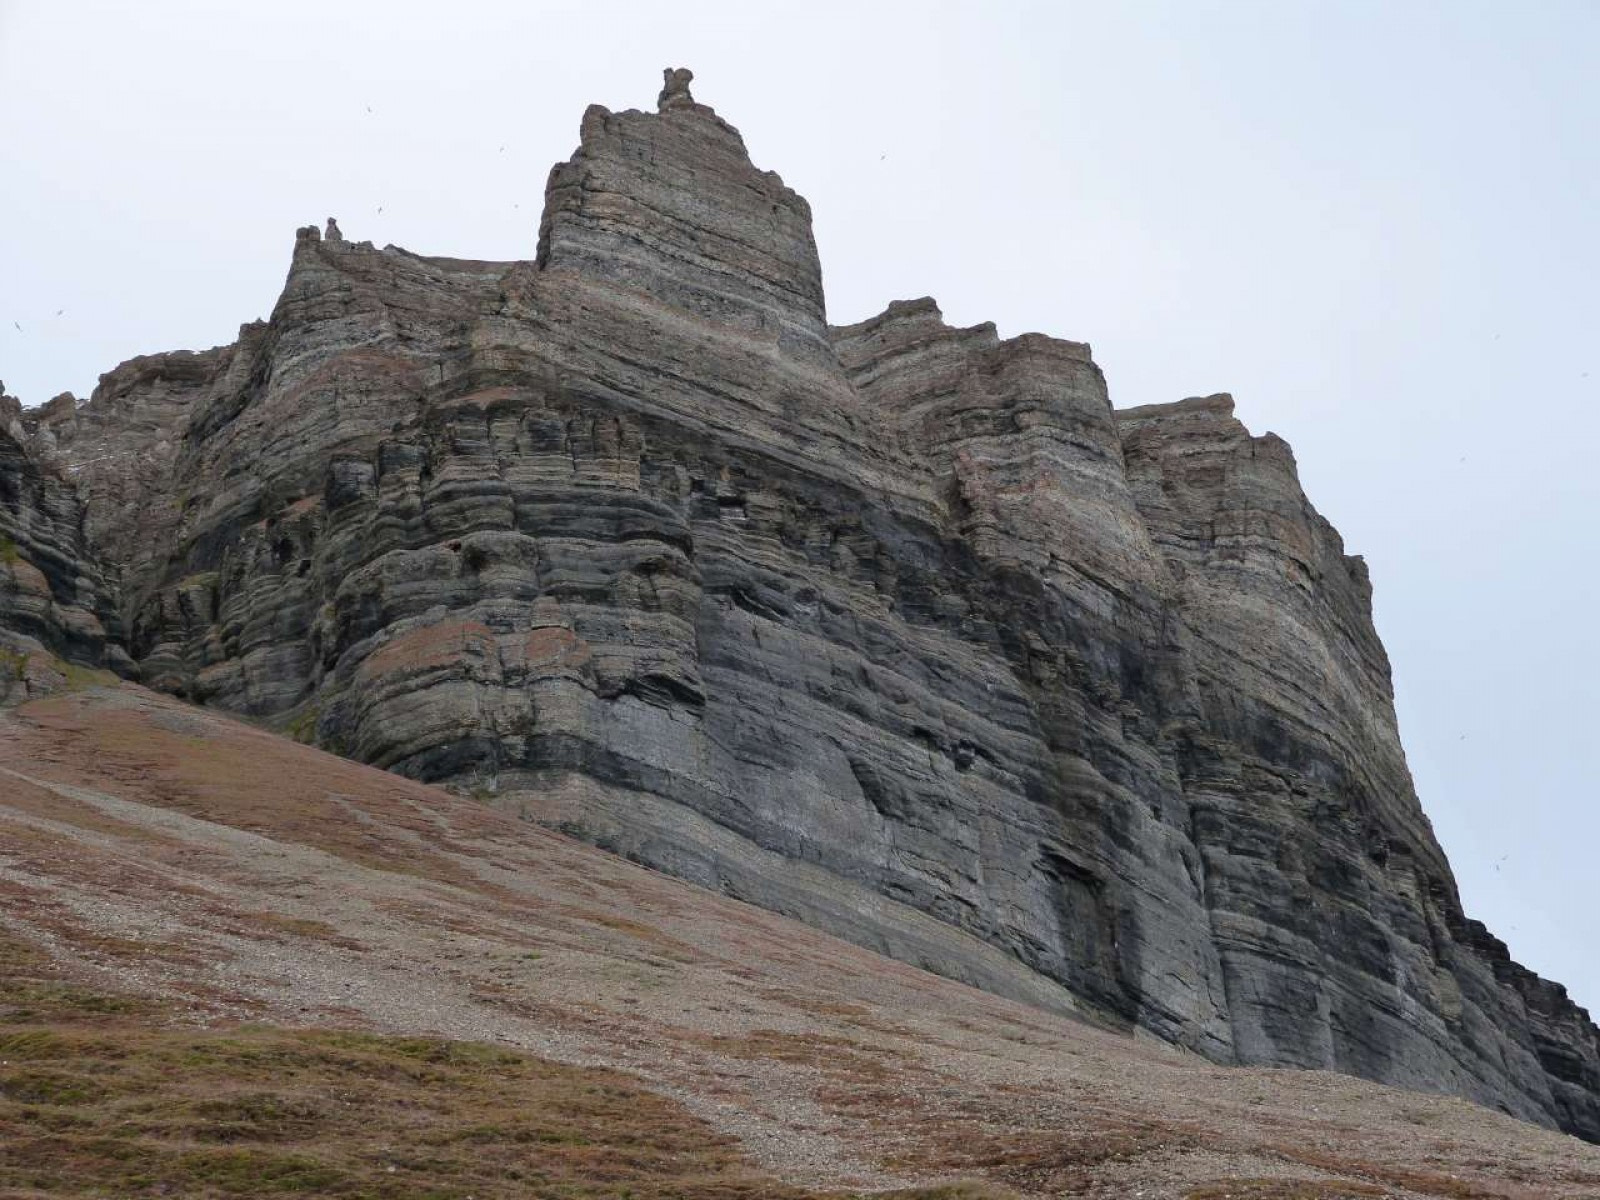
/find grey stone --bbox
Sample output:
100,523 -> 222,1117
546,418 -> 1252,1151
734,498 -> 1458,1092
3,69 -> 1596,1142
0,386 -> 122,697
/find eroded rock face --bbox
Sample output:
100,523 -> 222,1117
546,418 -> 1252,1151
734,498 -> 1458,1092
0,385 -> 122,699
4,72 -> 1597,1140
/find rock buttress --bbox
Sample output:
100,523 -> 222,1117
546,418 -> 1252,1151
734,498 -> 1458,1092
11,71 -> 1597,1141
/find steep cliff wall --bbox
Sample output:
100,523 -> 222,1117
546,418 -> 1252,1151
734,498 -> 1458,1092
5,70 -> 1596,1141
0,384 -> 123,699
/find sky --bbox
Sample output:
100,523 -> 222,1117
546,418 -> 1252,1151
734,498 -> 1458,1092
1,1 -> 1594,1015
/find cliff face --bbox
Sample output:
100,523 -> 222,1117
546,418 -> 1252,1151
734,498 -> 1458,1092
0,384 -> 123,699
3,69 -> 1596,1141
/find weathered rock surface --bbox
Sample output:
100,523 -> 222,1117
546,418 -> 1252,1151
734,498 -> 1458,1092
3,69 -> 1596,1141
0,383 -> 123,699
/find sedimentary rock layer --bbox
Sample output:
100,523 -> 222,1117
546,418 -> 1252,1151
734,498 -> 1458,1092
2,69 -> 1595,1140
0,384 -> 122,698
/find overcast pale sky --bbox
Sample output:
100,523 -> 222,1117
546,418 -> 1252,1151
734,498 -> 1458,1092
1,1 -> 1594,1016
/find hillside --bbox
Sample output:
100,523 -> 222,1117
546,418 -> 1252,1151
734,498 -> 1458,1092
3,678 -> 1600,1197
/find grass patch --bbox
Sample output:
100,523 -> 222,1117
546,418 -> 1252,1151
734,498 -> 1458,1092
282,701 -> 321,745
0,927 -> 996,1199
58,659 -> 118,691
1279,1146 -> 1512,1199
876,1116 -> 1209,1197
216,909 -> 365,950
0,645 -> 115,694
686,1028 -> 898,1085
0,645 -> 26,683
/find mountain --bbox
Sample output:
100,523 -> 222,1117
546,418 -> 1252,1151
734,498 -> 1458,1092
2,67 -> 1596,1144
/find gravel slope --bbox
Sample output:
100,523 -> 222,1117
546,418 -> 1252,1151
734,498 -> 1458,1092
2,682 -> 1597,1199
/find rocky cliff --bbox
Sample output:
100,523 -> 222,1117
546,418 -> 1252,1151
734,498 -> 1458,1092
3,69 -> 1596,1141
0,383 -> 124,699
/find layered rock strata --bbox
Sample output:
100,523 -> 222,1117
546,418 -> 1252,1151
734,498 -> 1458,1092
0,383 -> 122,698
3,70 -> 1596,1140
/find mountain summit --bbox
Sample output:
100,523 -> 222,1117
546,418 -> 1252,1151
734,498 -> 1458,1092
3,69 -> 1596,1142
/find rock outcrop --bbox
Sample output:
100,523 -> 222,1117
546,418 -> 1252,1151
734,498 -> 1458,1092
3,70 -> 1596,1141
0,383 -> 122,699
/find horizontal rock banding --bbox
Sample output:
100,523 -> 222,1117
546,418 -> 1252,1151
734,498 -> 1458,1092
2,69 -> 1595,1141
